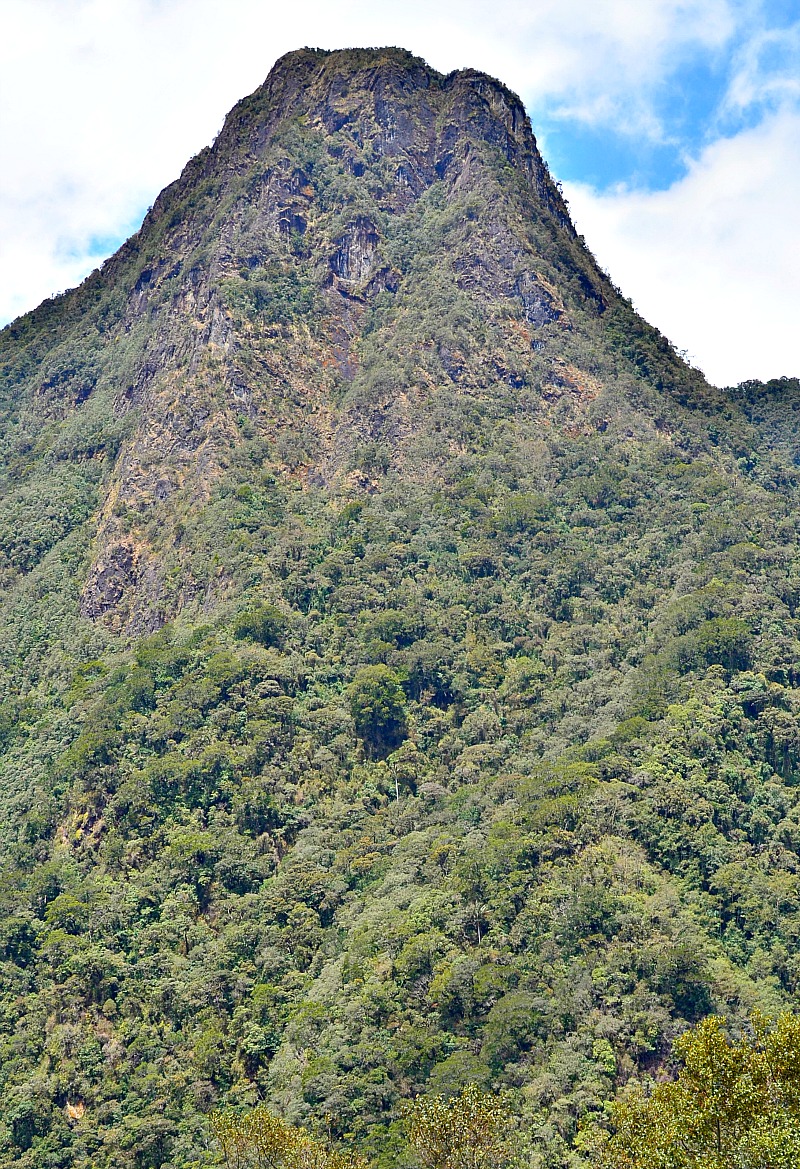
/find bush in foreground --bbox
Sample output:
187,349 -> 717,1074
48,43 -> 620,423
583,1012 -> 800,1169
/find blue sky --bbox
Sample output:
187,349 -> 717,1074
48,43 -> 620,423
1,0 -> 798,385
540,57 -> 732,192
542,0 -> 799,189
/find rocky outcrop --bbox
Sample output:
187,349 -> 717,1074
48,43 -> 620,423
0,47 -> 710,633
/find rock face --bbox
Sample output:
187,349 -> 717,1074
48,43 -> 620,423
0,48 -> 711,633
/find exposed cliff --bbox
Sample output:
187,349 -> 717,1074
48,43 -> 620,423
1,48 -> 717,635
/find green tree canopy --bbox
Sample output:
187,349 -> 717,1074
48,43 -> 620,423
589,1013 -> 800,1169
347,664 -> 408,759
404,1083 -> 515,1169
233,603 -> 288,647
211,1105 -> 367,1169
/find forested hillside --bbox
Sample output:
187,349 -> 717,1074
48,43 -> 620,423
0,46 -> 799,1169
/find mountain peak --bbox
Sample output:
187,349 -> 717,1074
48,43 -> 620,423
206,45 -> 560,219
1,46 -> 707,634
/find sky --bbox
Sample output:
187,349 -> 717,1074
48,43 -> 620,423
0,0 -> 798,387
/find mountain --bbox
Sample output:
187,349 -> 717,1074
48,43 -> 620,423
1,45 -> 800,1169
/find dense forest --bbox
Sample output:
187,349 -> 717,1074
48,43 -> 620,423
1,46 -> 799,1168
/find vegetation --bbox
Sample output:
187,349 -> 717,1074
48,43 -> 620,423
212,1085 -> 514,1169
348,665 -> 408,759
586,1013 -> 800,1168
0,43 -> 799,1169
405,1085 -> 514,1169
213,1012 -> 800,1169
212,1106 -> 368,1169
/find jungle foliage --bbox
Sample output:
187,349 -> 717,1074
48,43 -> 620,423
214,1009 -> 800,1169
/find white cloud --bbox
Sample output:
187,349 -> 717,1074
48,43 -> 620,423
724,19 -> 800,115
565,108 -> 800,386
1,0 -> 797,385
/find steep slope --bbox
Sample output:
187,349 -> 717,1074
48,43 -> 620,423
0,47 -> 724,638
1,47 -> 800,1169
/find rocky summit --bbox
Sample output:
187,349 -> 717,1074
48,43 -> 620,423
1,46 -> 800,1169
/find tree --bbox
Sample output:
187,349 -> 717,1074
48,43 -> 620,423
233,603 -> 288,647
347,664 -> 408,759
211,1106 -> 367,1169
404,1083 -> 515,1169
588,1013 -> 800,1169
